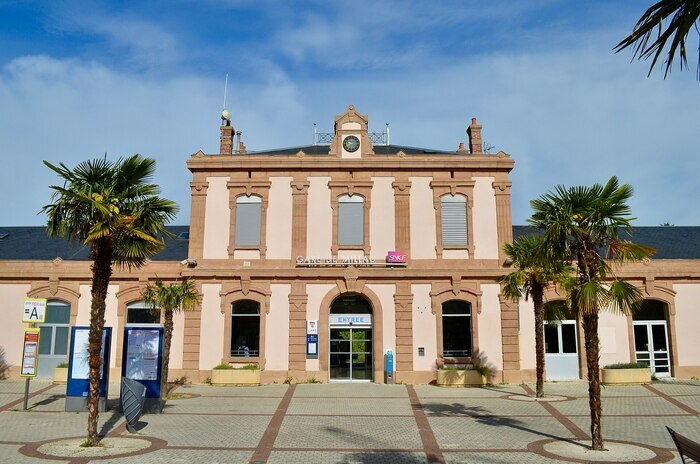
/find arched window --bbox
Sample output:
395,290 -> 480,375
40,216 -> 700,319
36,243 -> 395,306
633,300 -> 667,321
231,300 -> 260,357
440,194 -> 467,246
126,300 -> 160,326
330,294 -> 372,314
338,194 -> 364,246
442,300 -> 472,357
235,195 -> 262,246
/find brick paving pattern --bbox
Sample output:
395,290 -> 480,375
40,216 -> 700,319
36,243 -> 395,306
0,379 -> 697,463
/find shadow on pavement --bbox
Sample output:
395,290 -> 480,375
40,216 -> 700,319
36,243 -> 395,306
29,394 -> 65,408
324,425 -> 424,461
420,402 -> 581,446
98,411 -> 124,437
337,451 -> 428,463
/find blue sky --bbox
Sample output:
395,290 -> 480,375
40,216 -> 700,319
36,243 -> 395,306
0,0 -> 698,227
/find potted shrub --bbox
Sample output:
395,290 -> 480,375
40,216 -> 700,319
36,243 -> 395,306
437,365 -> 490,386
210,363 -> 260,386
53,362 -> 69,384
601,362 -> 651,385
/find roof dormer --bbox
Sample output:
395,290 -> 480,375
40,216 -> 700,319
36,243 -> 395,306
328,105 -> 375,158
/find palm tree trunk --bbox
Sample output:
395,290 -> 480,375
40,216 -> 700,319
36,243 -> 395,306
86,239 -> 112,444
532,285 -> 545,398
161,308 -> 173,396
582,312 -> 604,450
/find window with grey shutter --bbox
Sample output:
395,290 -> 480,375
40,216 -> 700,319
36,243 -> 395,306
235,195 -> 262,246
338,195 -> 364,246
441,194 -> 467,246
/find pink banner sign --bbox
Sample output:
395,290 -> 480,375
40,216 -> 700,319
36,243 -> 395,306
386,251 -> 407,264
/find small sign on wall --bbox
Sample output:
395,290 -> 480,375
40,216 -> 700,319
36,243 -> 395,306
307,334 -> 318,357
307,320 -> 318,335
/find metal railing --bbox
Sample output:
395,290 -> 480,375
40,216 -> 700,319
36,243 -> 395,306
313,124 -> 391,146
314,132 -> 334,144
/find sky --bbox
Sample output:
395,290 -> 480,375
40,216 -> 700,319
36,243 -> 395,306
0,0 -> 698,227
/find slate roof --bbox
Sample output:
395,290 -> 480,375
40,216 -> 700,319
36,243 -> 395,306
0,226 -> 190,261
0,225 -> 697,262
513,225 -> 700,260
248,144 -> 457,155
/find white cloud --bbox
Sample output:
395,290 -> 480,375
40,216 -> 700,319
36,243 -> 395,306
1,4 -> 697,228
0,55 -> 307,225
49,6 -> 181,69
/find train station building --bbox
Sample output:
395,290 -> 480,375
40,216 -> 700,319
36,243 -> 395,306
1,105 -> 699,384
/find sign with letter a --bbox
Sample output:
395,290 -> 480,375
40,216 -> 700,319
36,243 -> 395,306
23,298 -> 47,323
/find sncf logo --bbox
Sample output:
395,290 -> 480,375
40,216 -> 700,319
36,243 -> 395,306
386,251 -> 407,263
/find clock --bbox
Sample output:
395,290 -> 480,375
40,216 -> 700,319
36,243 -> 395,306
343,135 -> 360,153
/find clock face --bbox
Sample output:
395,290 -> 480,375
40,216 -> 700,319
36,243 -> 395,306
343,135 -> 360,153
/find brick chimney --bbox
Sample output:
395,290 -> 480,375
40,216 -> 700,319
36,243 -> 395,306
467,117 -> 482,154
219,120 -> 234,155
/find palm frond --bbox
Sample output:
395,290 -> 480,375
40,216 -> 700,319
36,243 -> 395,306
497,270 -> 526,301
614,0 -> 700,78
605,279 -> 645,315
607,240 -> 657,263
142,278 -> 202,313
571,281 -> 608,315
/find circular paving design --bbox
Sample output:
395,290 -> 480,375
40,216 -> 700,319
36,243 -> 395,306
529,438 -> 674,463
20,436 -> 167,461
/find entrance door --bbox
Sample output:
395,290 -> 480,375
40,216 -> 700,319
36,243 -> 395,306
37,301 -> 71,379
634,322 -> 671,377
329,328 -> 372,381
544,320 -> 579,380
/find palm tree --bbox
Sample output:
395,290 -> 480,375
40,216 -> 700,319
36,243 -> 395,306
42,155 -> 177,445
614,0 -> 700,79
529,176 -> 655,450
142,279 -> 201,394
498,234 -> 571,398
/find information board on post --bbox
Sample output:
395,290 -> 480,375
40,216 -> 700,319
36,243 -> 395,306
22,298 -> 47,323
65,326 -> 112,412
20,329 -> 40,377
121,327 -> 163,399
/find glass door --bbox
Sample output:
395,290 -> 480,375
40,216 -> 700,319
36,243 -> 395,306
544,320 -> 580,380
330,327 -> 372,382
330,328 -> 351,380
634,322 -> 671,377
350,328 -> 372,381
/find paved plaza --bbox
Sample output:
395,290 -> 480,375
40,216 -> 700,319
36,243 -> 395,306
0,379 -> 698,463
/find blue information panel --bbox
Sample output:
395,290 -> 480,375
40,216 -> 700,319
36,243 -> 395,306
306,334 -> 318,358
121,327 -> 164,399
66,327 -> 112,399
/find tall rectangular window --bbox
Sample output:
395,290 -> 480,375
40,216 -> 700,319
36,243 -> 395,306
235,195 -> 262,246
441,194 -> 468,246
231,300 -> 260,357
338,195 -> 364,246
442,300 -> 472,357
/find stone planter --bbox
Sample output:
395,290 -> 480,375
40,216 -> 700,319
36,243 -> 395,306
53,367 -> 68,384
601,367 -> 651,385
437,369 -> 486,386
211,369 -> 261,386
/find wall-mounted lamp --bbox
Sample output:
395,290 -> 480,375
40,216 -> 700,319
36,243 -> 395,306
180,258 -> 198,267
504,257 -> 513,266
